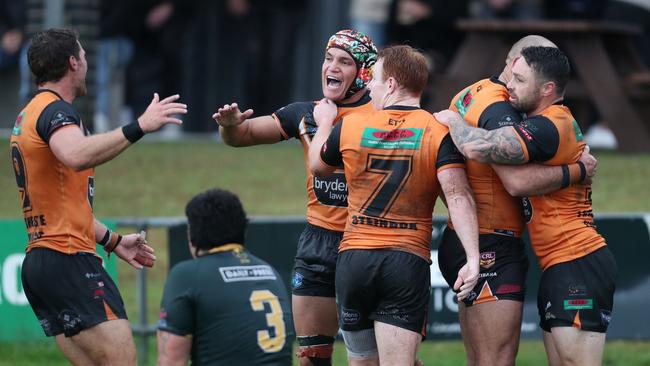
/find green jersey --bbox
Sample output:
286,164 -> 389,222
159,244 -> 294,365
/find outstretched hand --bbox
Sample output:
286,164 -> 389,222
113,232 -> 156,269
138,93 -> 187,133
213,103 -> 254,127
579,145 -> 597,185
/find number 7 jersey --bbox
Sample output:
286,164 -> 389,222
321,106 -> 465,261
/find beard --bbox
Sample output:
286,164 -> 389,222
511,90 -> 539,114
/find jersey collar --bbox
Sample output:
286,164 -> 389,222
34,88 -> 65,101
206,243 -> 244,255
336,90 -> 371,108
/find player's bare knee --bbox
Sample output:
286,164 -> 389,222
296,335 -> 335,366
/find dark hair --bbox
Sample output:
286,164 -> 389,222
378,45 -> 429,96
185,189 -> 248,250
27,28 -> 81,85
520,46 -> 570,94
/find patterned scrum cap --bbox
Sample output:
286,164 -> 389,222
326,29 -> 378,98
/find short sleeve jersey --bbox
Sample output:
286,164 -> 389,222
272,92 -> 374,232
159,245 -> 294,365
511,103 -> 606,270
320,106 -> 465,262
448,77 -> 525,237
9,89 -> 95,254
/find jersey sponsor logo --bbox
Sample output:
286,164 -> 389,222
292,272 -> 303,289
88,176 -> 94,210
12,112 -> 25,136
479,252 -> 495,269
600,309 -> 612,325
313,172 -> 348,207
568,283 -> 587,297
360,127 -> 423,150
572,120 -> 584,142
478,272 -> 497,278
455,88 -> 473,117
563,298 -> 593,310
522,197 -> 533,223
497,115 -> 517,127
495,284 -> 522,295
517,124 -> 534,141
219,265 -> 277,283
351,214 -> 417,230
341,308 -> 360,324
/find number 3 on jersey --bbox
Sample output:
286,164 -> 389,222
249,290 -> 286,353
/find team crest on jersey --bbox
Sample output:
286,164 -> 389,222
455,88 -> 473,117
360,127 -> 423,150
480,252 -> 496,269
12,112 -> 25,136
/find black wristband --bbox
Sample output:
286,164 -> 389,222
98,229 -> 111,247
577,161 -> 587,182
122,122 -> 145,143
561,164 -> 570,188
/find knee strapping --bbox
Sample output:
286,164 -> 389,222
341,328 -> 378,359
296,335 -> 334,365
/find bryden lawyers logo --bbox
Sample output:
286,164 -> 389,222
361,127 -> 423,150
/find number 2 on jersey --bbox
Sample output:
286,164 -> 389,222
361,154 -> 413,217
249,290 -> 286,353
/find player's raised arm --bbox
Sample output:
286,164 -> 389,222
50,93 -> 186,171
438,167 -> 480,300
213,102 -> 284,147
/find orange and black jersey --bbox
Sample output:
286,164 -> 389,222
449,77 -> 525,237
320,106 -> 465,261
272,92 -> 374,232
10,89 -> 95,255
511,103 -> 606,270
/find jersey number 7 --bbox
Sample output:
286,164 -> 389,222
361,154 -> 413,217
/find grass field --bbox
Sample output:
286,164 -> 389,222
1,139 -> 649,365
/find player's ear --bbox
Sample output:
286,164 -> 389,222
69,55 -> 79,71
541,81 -> 556,97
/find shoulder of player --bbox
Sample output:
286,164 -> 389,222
39,99 -> 79,121
275,100 -> 317,116
536,104 -> 574,124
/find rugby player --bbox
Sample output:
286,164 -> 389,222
309,45 -> 480,366
436,46 -> 616,366
213,29 -> 377,366
437,35 -> 596,366
157,188 -> 294,365
11,28 -> 186,365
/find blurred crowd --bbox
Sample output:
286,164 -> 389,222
0,0 -> 648,134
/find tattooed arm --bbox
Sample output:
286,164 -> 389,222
157,330 -> 191,366
434,110 -> 526,165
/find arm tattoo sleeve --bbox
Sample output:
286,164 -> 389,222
449,117 -> 526,165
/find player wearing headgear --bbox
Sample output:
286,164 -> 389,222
213,29 -> 377,366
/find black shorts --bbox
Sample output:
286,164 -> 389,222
336,249 -> 430,336
21,248 -> 127,337
291,223 -> 342,297
538,246 -> 617,333
438,227 -> 529,306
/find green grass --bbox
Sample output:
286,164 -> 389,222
2,340 -> 650,366
2,140 -> 649,364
